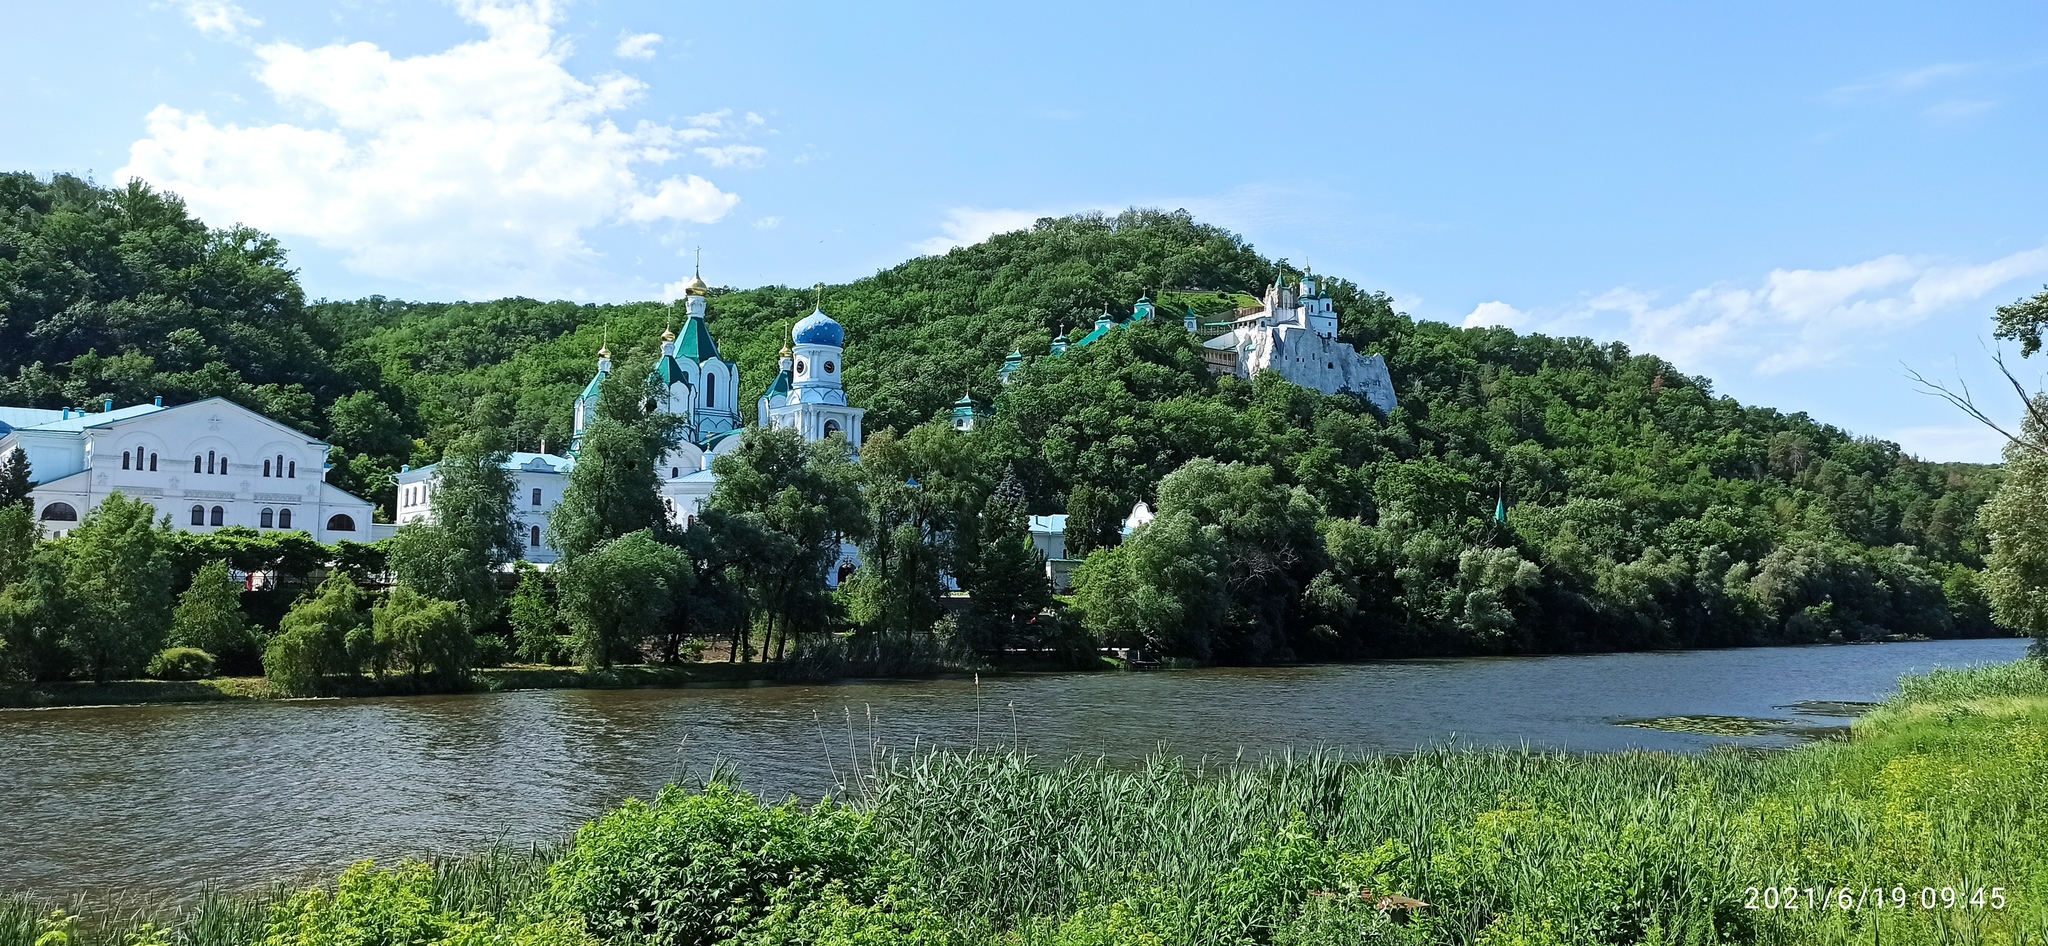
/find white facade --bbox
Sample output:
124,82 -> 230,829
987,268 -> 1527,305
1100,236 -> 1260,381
0,397 -> 377,542
396,453 -> 573,565
1201,272 -> 1399,414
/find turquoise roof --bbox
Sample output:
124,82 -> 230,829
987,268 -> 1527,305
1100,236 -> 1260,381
651,355 -> 692,388
674,313 -> 720,362
761,367 -> 792,401
579,368 -> 608,400
407,452 -> 574,478
7,403 -> 165,432
1074,313 -> 1118,347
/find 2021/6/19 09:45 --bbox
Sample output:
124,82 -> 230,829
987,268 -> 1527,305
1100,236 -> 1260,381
1745,886 -> 2007,911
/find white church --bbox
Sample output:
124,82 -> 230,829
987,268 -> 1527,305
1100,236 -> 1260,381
395,269 -> 865,571
999,271 -> 1398,416
0,396 -> 378,542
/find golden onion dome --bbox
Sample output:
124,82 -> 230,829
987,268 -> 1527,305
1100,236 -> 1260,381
597,345 -> 611,359
662,327 -> 677,343
683,273 -> 709,296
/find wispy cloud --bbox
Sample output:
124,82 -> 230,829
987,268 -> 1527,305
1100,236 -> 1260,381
695,144 -> 766,168
1924,99 -> 1996,121
910,207 -> 1049,256
1466,245 -> 2048,377
1827,62 -> 1979,101
178,0 -> 259,39
613,31 -> 662,60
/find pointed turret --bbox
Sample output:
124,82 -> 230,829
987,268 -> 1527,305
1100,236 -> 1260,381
950,393 -> 985,432
572,345 -> 612,454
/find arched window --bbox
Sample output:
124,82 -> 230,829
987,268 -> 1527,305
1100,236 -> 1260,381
210,506 -> 224,526
263,459 -> 271,477
219,456 -> 228,476
194,455 -> 202,473
260,507 -> 274,529
530,525 -> 542,548
706,372 -> 716,407
288,460 -> 295,478
326,514 -> 356,532
824,419 -> 841,437
190,505 -> 205,526
672,467 -> 680,479
278,508 -> 292,529
40,502 -> 78,522
122,451 -> 132,470
148,453 -> 157,472
207,451 -> 216,474
531,487 -> 542,506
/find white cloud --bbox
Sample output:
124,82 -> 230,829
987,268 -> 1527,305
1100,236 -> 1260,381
1483,245 -> 2048,377
753,216 -> 781,230
694,144 -> 766,168
1925,100 -> 1996,121
1827,62 -> 1978,101
613,31 -> 662,59
180,0 -> 259,38
119,0 -> 741,298
1887,424 -> 2012,463
1462,301 -> 1529,329
910,207 -> 1047,256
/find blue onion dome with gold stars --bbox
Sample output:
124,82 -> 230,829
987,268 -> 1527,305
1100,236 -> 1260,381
792,308 -> 844,347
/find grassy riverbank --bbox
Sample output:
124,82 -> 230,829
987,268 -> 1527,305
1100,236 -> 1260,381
5,660 -> 2046,945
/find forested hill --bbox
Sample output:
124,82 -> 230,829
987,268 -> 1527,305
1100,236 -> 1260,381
0,172 -> 2007,655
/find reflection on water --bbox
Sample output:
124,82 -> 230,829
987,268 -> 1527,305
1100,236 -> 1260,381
0,637 -> 2026,899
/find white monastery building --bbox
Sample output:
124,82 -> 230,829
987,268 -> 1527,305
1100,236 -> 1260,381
997,273 -> 1398,416
397,269 -> 864,577
0,396 -> 378,542
1200,271 -> 1399,413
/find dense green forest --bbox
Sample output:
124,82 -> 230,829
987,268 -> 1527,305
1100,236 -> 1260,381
0,171 -> 2025,683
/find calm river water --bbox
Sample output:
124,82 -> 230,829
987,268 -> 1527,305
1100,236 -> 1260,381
0,638 -> 2028,899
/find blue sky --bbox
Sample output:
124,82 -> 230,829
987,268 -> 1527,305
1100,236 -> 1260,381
5,1 -> 2047,461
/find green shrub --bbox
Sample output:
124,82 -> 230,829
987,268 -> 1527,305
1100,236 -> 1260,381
546,782 -> 890,946
729,882 -> 962,946
145,647 -> 217,680
265,861 -> 585,946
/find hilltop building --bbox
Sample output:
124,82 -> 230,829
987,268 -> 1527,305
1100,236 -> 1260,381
998,275 -> 1397,415
1199,271 -> 1397,413
397,267 -> 863,579
1,396 -> 379,543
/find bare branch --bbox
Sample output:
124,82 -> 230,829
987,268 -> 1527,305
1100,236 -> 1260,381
1904,356 -> 2045,458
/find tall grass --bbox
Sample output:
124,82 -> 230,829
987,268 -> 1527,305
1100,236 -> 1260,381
1889,656 -> 2048,706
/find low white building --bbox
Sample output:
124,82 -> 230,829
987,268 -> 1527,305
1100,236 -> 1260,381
0,396 -> 377,542
396,452 -> 575,564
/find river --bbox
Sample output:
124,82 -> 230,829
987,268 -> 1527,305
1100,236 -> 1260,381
0,637 -> 2028,900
